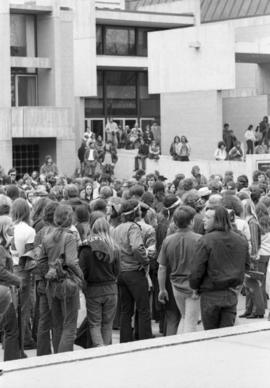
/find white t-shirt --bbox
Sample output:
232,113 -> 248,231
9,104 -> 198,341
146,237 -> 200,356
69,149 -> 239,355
11,221 -> 36,265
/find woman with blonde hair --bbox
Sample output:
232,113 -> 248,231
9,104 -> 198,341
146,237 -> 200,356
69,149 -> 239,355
79,217 -> 119,346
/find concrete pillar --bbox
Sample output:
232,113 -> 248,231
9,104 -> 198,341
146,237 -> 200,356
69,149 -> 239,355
0,0 -> 11,107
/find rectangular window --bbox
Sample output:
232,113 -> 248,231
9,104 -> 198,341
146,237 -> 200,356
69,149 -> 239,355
96,25 -> 103,55
137,28 -> 150,57
10,14 -> 36,57
104,27 -> 136,56
106,71 -> 137,115
96,25 -> 155,56
13,143 -> 39,178
138,72 -> 160,117
16,75 -> 37,106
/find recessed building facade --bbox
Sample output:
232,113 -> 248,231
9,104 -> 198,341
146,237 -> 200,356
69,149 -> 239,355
2,0 -> 270,177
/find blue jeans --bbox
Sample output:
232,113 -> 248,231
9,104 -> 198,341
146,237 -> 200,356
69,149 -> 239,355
51,293 -> 79,353
85,292 -> 117,347
118,270 -> 152,343
200,290 -> 238,330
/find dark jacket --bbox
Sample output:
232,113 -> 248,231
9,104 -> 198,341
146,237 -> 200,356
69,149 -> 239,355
79,236 -> 119,297
40,229 -> 82,279
190,230 -> 250,292
137,143 -> 149,157
0,246 -> 21,287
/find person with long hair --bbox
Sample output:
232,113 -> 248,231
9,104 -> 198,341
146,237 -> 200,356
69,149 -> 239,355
35,201 -> 59,356
178,136 -> 191,161
79,217 -> 119,347
39,204 -> 83,353
113,199 -> 152,342
239,199 -> 265,318
31,197 -> 51,233
0,214 -> 22,361
170,136 -> 182,161
190,206 -> 250,330
11,198 -> 36,351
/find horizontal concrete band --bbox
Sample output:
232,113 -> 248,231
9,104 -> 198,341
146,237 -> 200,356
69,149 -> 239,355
2,321 -> 270,375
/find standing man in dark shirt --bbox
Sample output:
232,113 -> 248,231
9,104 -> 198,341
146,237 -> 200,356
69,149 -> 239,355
190,206 -> 250,330
223,123 -> 236,153
134,138 -> 149,171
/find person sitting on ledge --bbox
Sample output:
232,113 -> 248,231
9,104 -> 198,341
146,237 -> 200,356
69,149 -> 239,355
214,141 -> 227,161
170,136 -> 182,161
178,136 -> 191,161
148,140 -> 160,161
228,141 -> 243,161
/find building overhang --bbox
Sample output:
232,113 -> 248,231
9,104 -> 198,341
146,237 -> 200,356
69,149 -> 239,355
235,41 -> 270,64
10,3 -> 52,15
10,56 -> 51,69
95,8 -> 195,28
96,55 -> 148,70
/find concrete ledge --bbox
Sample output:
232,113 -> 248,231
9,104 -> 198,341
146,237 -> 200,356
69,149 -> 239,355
2,322 -> 270,388
115,150 -> 270,183
2,321 -> 270,374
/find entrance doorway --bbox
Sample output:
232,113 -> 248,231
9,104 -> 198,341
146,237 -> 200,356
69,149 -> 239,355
12,137 -> 56,179
85,119 -> 105,139
113,118 -> 137,131
140,118 -> 155,131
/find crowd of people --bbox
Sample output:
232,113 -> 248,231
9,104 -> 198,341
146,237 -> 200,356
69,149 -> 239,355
218,116 -> 270,161
1,154 -> 270,362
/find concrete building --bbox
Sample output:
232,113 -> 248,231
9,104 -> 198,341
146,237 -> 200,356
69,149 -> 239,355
0,0 -> 76,177
2,0 -> 270,177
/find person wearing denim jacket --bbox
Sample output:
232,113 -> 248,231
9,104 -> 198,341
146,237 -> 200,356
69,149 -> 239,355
113,200 -> 152,342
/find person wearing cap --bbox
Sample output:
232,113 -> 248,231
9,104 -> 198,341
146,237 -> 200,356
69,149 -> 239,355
113,199 -> 152,342
158,205 -> 201,333
198,187 -> 211,205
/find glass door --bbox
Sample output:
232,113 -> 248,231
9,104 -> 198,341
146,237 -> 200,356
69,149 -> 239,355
140,118 -> 154,131
85,118 -> 105,139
